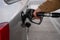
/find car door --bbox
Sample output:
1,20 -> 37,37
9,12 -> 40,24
0,0 -> 29,40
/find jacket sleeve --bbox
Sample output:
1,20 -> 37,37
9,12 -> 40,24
38,0 -> 60,12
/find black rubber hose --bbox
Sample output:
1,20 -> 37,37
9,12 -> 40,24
37,12 -> 60,18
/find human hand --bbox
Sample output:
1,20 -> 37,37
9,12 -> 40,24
33,8 -> 41,19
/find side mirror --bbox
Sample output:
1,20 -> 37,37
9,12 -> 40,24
4,0 -> 21,5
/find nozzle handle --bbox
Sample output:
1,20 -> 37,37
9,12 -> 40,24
37,12 -> 60,18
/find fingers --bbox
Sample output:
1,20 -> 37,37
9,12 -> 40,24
33,10 -> 37,18
33,9 -> 41,19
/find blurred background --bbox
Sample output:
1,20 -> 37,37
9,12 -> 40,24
0,0 -> 60,40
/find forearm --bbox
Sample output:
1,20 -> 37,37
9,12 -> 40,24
38,0 -> 60,12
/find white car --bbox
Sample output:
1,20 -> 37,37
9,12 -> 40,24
0,0 -> 29,40
0,0 -> 60,40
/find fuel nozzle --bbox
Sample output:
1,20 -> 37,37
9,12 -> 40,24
21,9 -> 60,27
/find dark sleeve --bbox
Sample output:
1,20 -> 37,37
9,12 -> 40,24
38,1 -> 60,12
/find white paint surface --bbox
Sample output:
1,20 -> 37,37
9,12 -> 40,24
0,0 -> 28,23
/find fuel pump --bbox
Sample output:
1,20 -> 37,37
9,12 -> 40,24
21,9 -> 60,27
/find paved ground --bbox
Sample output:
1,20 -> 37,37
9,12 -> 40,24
28,17 -> 60,40
11,17 -> 60,40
